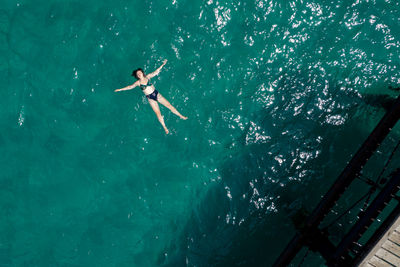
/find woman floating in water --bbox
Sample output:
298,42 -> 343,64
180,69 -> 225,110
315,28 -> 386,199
115,60 -> 187,134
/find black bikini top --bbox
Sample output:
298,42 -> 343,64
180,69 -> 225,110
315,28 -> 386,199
139,80 -> 152,90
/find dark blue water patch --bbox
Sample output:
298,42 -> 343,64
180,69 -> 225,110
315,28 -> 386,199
160,85 -> 393,266
362,93 -> 398,111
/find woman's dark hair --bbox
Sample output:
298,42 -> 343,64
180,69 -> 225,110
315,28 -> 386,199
132,68 -> 145,79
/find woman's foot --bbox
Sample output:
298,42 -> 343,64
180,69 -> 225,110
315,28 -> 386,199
180,116 -> 188,120
164,127 -> 169,134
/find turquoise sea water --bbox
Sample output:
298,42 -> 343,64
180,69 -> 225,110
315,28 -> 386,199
1,0 -> 400,266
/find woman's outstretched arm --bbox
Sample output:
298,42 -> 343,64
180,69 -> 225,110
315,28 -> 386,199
146,60 -> 167,79
115,80 -> 139,92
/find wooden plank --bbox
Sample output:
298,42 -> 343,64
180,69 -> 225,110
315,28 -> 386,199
388,231 -> 400,245
364,263 -> 375,267
358,214 -> 400,266
368,255 -> 394,267
376,248 -> 400,266
382,240 -> 400,257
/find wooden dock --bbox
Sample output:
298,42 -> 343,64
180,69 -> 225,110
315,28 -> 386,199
359,214 -> 400,267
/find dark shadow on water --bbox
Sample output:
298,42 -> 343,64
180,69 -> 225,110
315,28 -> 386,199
159,84 -> 399,266
362,93 -> 397,112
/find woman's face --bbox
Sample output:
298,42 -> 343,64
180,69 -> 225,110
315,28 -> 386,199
137,70 -> 144,79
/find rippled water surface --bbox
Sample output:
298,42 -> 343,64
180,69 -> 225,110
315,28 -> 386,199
1,0 -> 400,266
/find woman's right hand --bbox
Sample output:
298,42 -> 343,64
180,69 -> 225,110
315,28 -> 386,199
114,89 -> 121,92
162,59 -> 167,65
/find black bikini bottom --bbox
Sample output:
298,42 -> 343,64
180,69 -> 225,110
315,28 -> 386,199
146,90 -> 158,101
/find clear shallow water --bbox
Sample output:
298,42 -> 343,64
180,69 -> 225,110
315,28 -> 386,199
1,0 -> 400,266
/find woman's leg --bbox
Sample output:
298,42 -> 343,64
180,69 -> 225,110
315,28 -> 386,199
157,94 -> 188,120
148,99 -> 169,134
